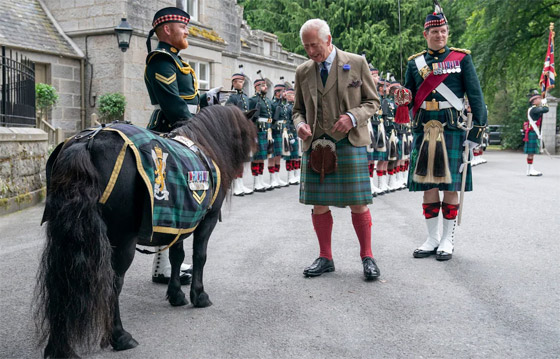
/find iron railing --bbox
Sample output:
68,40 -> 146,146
1,46 -> 36,127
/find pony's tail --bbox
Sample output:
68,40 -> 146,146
35,141 -> 115,358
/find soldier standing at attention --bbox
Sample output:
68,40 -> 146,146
249,79 -> 275,192
404,6 -> 487,261
283,87 -> 301,185
144,7 -> 222,284
523,90 -> 549,176
225,72 -> 255,196
270,83 -> 289,188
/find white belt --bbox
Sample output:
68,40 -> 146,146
257,117 -> 272,123
420,100 -> 455,111
153,104 -> 198,114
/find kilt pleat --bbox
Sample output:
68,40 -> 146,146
523,131 -> 540,154
252,130 -> 269,160
272,130 -> 283,157
300,138 -> 372,206
408,123 -> 472,192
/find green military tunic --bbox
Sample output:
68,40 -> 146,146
144,41 -> 210,132
225,89 -> 250,112
523,105 -> 549,154
405,46 -> 487,192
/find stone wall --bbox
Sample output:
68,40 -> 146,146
542,95 -> 558,155
0,128 -> 48,215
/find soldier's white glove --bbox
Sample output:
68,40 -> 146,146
541,98 -> 547,106
206,86 -> 223,105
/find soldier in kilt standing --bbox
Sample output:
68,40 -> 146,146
283,87 -> 301,184
523,90 -> 549,176
270,83 -> 289,188
225,72 -> 254,196
404,8 -> 486,261
367,67 -> 383,196
249,79 -> 275,192
293,19 -> 381,280
144,7 -> 222,284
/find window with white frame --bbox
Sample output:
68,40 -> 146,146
187,60 -> 210,90
177,0 -> 199,22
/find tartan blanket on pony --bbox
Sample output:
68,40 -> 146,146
95,123 -> 220,237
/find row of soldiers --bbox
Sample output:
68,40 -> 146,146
225,74 -> 302,196
225,68 -> 419,198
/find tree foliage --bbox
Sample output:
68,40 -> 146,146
35,83 -> 59,122
238,0 -> 559,148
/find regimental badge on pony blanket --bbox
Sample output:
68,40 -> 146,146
151,145 -> 170,201
188,171 -> 210,191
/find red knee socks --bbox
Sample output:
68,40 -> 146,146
352,210 -> 373,259
312,211 -> 333,260
422,202 -> 441,219
441,202 -> 459,220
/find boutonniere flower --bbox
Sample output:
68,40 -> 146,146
342,64 -> 351,71
348,79 -> 362,88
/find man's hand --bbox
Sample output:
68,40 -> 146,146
332,114 -> 353,134
297,123 -> 312,140
206,86 -> 223,105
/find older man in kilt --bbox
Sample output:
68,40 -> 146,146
523,90 -> 549,176
293,19 -> 381,280
404,8 -> 486,261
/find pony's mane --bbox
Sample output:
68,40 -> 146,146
171,105 -> 256,189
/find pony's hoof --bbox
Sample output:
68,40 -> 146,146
191,291 -> 213,308
111,333 -> 139,351
168,291 -> 188,307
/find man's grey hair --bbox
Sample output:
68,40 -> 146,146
299,19 -> 331,43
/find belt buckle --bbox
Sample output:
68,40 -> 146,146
425,100 -> 439,111
267,118 -> 272,123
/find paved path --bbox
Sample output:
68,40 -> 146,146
0,150 -> 558,358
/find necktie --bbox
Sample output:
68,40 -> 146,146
320,61 -> 328,86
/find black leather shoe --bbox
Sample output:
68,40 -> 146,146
362,257 -> 380,280
152,268 -> 192,285
303,257 -> 335,277
413,248 -> 437,258
436,250 -> 453,261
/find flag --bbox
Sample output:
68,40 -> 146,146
539,24 -> 556,93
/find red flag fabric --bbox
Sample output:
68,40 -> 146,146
539,25 -> 556,93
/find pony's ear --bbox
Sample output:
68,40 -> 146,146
244,109 -> 258,121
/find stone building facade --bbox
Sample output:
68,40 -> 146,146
41,0 -> 307,130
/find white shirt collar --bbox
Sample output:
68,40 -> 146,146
317,46 -> 336,71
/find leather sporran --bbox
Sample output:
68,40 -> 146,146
309,138 -> 337,183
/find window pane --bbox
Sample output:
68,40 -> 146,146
199,63 -> 207,81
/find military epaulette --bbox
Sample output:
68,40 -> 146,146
408,50 -> 427,61
450,47 -> 471,55
146,49 -> 175,65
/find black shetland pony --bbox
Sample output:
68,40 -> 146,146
35,106 -> 256,358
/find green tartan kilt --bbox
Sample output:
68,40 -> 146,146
272,129 -> 283,157
397,133 -> 403,160
300,137 -> 372,206
408,128 -> 472,192
371,148 -> 388,161
252,130 -> 269,161
523,131 -> 540,154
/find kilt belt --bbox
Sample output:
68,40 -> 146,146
153,103 -> 199,114
257,117 -> 272,131
420,100 -> 459,111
